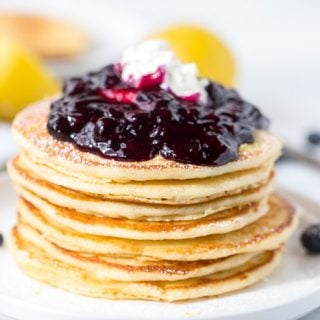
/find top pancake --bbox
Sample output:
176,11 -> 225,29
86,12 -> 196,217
12,98 -> 282,182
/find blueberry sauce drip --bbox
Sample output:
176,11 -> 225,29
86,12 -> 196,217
47,64 -> 269,166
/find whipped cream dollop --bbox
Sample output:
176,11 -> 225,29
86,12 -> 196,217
120,40 -> 208,104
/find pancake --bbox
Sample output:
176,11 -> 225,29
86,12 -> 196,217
19,152 -> 275,204
8,45 -> 295,302
0,14 -> 88,58
8,156 -> 276,220
11,229 -> 283,301
12,99 -> 282,182
18,194 -> 297,261
17,193 -> 269,240
16,224 -> 261,282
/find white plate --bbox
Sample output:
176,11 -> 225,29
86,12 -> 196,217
1,174 -> 320,320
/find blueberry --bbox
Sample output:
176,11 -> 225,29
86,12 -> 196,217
0,233 -> 3,247
301,224 -> 320,253
307,132 -> 320,146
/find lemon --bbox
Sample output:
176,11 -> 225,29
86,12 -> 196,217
0,34 -> 60,121
150,24 -> 236,86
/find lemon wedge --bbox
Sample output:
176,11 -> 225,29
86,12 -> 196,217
0,34 -> 60,121
150,24 -> 236,86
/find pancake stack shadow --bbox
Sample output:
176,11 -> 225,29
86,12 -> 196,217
8,102 -> 298,301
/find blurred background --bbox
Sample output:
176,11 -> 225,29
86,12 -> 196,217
0,0 -> 320,179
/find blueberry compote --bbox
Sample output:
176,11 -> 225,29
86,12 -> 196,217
47,65 -> 269,166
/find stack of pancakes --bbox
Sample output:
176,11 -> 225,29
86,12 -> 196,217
8,100 -> 298,301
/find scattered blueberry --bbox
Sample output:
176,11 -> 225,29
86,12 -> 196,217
307,131 -> 320,146
301,224 -> 320,253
